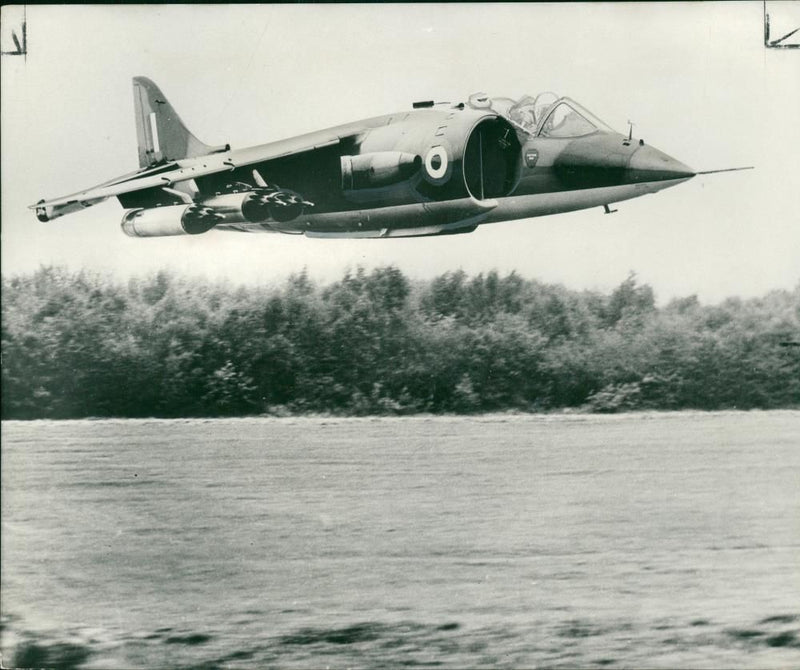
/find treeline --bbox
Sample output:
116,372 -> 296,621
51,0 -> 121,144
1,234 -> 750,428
2,266 -> 799,418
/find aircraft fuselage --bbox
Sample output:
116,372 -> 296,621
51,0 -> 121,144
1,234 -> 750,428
206,106 -> 694,238
32,81 -> 702,239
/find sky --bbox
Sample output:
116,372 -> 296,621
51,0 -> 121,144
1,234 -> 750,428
2,3 -> 798,304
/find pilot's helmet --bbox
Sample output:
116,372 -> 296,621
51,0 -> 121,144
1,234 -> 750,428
514,105 -> 536,130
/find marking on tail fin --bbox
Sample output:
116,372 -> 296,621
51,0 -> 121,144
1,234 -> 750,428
149,112 -> 161,154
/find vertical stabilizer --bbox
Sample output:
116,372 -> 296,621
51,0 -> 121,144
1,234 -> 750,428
133,77 -> 227,168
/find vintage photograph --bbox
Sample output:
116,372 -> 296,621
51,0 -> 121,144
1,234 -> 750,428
2,3 -> 799,668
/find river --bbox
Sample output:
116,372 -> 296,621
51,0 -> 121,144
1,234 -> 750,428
2,412 -> 799,668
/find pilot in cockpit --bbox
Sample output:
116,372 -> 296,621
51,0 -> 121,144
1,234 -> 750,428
510,103 -> 537,133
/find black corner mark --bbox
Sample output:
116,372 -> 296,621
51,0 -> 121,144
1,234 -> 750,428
764,2 -> 800,49
769,25 -> 800,48
1,13 -> 27,58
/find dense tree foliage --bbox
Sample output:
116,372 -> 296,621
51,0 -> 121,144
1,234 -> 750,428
2,266 -> 798,418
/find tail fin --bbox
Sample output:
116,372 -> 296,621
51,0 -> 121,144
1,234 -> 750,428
133,76 -> 228,168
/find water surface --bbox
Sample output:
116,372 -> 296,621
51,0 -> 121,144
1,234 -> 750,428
2,412 -> 799,668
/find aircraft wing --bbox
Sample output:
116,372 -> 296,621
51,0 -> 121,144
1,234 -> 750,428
31,129 -> 351,219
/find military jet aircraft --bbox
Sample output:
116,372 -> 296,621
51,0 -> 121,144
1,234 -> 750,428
32,78 -> 749,238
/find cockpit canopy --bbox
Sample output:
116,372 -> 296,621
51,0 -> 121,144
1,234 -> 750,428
468,92 -> 615,138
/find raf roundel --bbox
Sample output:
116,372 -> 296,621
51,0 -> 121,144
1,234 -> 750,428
424,146 -> 449,180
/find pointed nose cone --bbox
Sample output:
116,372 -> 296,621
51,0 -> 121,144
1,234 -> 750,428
627,144 -> 695,183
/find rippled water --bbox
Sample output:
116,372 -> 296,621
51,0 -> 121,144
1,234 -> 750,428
2,412 -> 799,668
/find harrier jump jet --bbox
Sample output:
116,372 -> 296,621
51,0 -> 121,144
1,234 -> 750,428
32,78 -> 748,238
